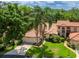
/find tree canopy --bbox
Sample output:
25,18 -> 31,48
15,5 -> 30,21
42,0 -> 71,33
0,2 -> 79,49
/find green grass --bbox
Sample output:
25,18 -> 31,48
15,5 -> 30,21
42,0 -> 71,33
44,41 -> 76,58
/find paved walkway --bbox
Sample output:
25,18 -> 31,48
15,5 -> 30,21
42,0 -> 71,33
64,41 -> 78,58
2,44 -> 32,58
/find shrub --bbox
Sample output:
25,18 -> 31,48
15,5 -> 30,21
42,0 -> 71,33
0,38 -> 3,44
59,37 -> 65,42
67,42 -> 75,49
59,56 -> 64,58
26,45 -> 54,58
71,44 -> 75,49
46,35 -> 65,43
0,44 -> 5,51
5,46 -> 13,51
15,39 -> 23,45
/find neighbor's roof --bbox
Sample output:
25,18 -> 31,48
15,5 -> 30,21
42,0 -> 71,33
69,32 -> 79,41
25,29 -> 41,38
57,20 -> 79,27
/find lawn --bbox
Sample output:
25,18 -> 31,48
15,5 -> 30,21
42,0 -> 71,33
44,41 -> 76,58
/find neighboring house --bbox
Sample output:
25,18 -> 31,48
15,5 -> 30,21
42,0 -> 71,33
56,20 -> 79,45
57,20 -> 79,38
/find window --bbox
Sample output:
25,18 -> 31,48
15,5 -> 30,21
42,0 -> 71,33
62,27 -> 65,33
74,27 -> 77,32
67,27 -> 71,33
67,27 -> 70,30
66,27 -> 71,37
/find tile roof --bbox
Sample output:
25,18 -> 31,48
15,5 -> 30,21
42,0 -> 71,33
25,23 -> 58,37
25,29 -> 41,38
57,20 -> 79,27
45,23 -> 58,34
25,20 -> 79,38
69,32 -> 79,41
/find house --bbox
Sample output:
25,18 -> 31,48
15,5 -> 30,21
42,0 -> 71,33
57,20 -> 79,45
23,23 -> 57,44
57,20 -> 79,38
23,20 -> 79,44
23,29 -> 41,44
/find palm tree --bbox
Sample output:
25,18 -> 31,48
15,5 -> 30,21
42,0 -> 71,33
31,6 -> 44,44
31,6 -> 54,45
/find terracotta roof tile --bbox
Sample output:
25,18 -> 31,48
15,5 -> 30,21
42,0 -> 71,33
46,23 -> 58,34
25,29 -> 41,38
57,20 -> 79,27
25,23 -> 58,37
69,32 -> 79,41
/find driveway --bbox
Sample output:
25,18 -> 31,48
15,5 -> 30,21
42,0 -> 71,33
2,44 -> 32,58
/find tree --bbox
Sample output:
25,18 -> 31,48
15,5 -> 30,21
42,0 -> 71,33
31,6 -> 53,45
31,6 -> 45,44
26,45 -> 54,58
0,3 -> 32,49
